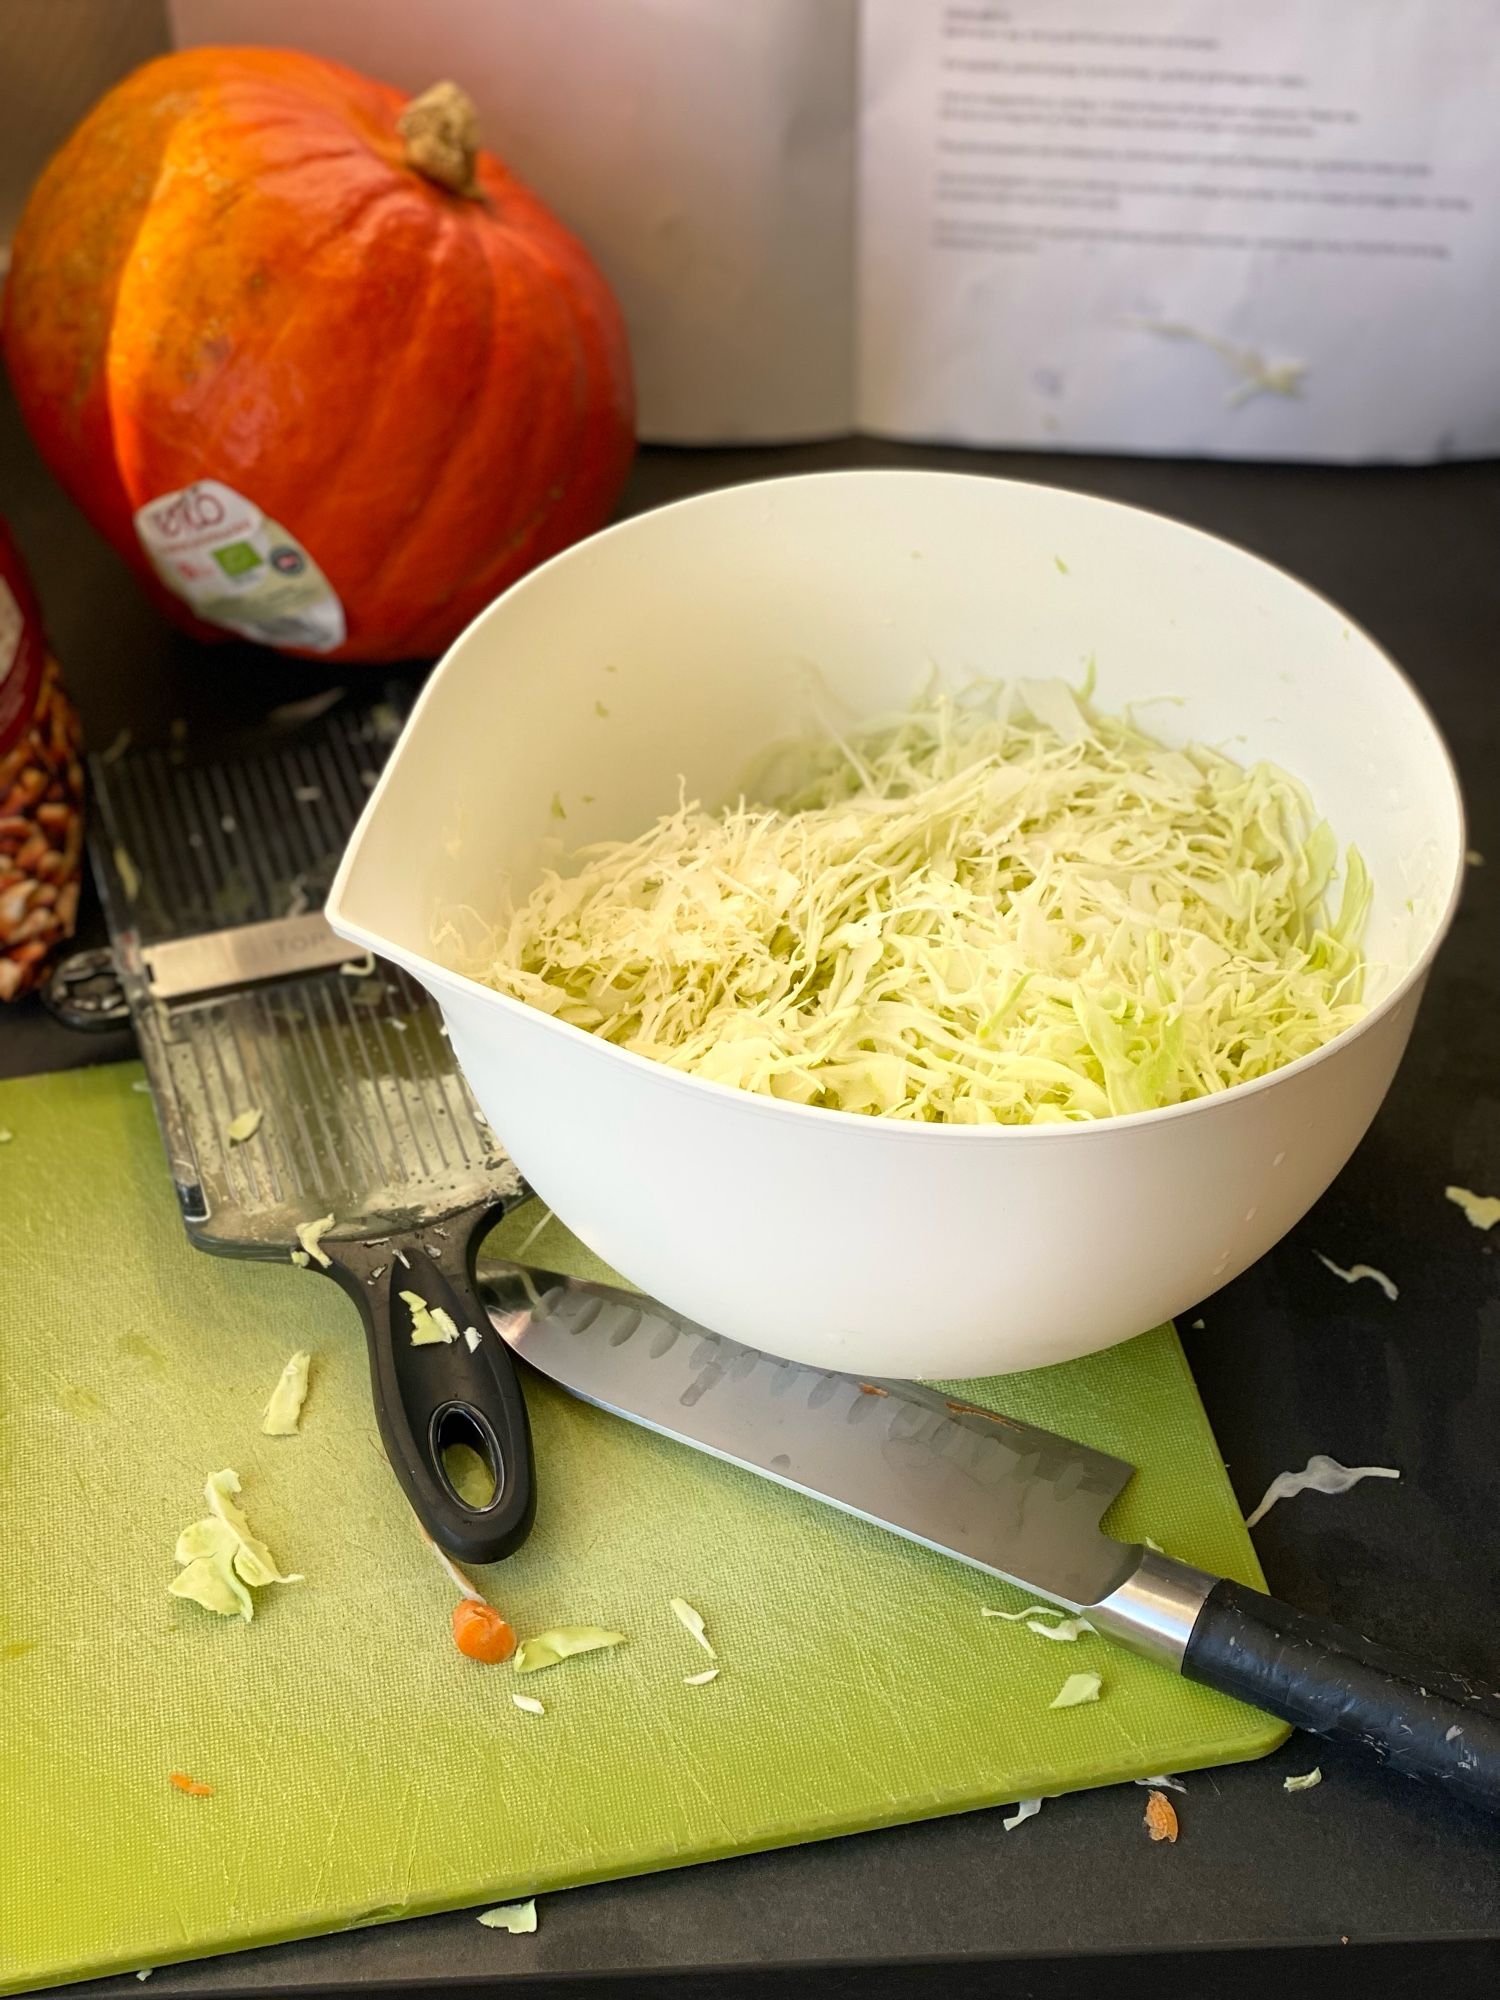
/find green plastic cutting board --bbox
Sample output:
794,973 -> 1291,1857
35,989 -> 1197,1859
0,1064 -> 1284,1994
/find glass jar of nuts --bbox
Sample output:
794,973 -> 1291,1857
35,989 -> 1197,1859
0,520 -> 83,1001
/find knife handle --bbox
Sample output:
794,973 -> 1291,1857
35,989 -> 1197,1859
1181,1579 -> 1500,1814
320,1201 -> 535,1566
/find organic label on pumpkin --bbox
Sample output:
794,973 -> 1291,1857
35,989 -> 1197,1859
133,481 -> 345,654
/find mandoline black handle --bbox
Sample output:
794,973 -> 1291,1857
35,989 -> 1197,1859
320,1201 -> 535,1565
1183,1579 -> 1500,1814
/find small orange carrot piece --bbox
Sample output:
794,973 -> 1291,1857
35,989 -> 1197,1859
169,1771 -> 213,1797
1143,1790 -> 1179,1843
451,1598 -> 516,1664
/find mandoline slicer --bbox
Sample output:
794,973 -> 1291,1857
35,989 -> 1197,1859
86,696 -> 535,1563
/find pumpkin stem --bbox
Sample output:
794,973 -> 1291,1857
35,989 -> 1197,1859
399,81 -> 480,196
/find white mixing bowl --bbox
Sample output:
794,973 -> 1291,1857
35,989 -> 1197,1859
328,472 -> 1464,1377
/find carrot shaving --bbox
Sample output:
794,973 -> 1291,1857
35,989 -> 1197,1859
420,1524 -> 513,1661
169,1771 -> 213,1797
1143,1790 -> 1179,1842
451,1598 -> 516,1664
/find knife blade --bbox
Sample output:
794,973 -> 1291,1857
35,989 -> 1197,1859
485,1265 -> 1141,1609
481,1263 -> 1500,1815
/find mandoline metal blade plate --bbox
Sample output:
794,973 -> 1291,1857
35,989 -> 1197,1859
88,697 -> 522,1256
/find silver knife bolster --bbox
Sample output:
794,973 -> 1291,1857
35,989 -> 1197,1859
1088,1550 -> 1218,1668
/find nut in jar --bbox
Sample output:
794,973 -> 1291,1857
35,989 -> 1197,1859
0,521 -> 84,1000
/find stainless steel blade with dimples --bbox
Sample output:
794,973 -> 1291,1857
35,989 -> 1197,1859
483,1265 -> 1140,1608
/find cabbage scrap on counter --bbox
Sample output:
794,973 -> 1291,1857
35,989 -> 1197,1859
464,679 -> 1370,1125
168,1469 -> 302,1621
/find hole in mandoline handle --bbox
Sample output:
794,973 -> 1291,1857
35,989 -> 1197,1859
317,1201 -> 535,1564
434,1403 -> 500,1510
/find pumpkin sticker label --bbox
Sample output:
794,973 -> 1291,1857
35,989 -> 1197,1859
133,481 -> 345,653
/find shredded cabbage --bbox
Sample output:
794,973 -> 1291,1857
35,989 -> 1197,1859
477,1900 -> 536,1933
467,680 -> 1369,1125
295,1215 -> 335,1268
512,1626 -> 625,1674
168,1469 -> 302,1621
1026,1614 -> 1095,1643
1245,1454 -> 1400,1529
262,1351 -> 311,1435
1315,1253 -> 1398,1301
402,1289 -> 460,1346
114,845 -> 141,904
981,1604 -> 1094,1640
1050,1671 -> 1102,1708
669,1597 -> 716,1657
1446,1186 -> 1500,1232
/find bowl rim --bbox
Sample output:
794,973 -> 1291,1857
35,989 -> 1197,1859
329,467 -> 1468,1148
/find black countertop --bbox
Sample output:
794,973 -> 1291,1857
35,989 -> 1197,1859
4,387 -> 1499,1997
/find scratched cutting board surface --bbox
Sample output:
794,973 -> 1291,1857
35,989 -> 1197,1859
0,1065 -> 1284,1995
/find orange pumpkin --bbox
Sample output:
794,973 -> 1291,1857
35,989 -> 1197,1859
2,48 -> 634,663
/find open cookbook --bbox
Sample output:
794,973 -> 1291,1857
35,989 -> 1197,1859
171,0 -> 1500,460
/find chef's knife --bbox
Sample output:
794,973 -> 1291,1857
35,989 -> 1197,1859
482,1266 -> 1500,1815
